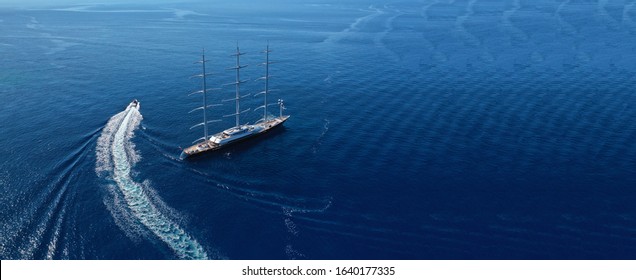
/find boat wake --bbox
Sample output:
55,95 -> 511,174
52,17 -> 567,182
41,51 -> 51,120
311,118 -> 330,154
0,124 -> 102,259
96,104 -> 208,259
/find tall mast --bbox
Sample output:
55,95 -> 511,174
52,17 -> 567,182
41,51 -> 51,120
263,44 -> 271,121
226,44 -> 249,127
234,46 -> 241,127
201,50 -> 209,140
254,43 -> 273,123
189,49 -> 220,143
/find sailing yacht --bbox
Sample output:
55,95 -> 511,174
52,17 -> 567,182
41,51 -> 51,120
180,45 -> 289,159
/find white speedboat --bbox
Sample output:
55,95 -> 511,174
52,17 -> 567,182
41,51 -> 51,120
128,99 -> 140,110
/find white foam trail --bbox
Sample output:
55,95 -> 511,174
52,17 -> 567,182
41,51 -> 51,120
171,9 -> 206,19
97,105 -> 208,259
101,183 -> 147,241
282,208 -> 304,260
285,244 -> 305,260
44,207 -> 65,260
323,6 -> 384,44
45,39 -> 81,55
373,7 -> 402,61
312,119 -> 330,154
96,111 -> 126,176
283,208 -> 299,236
455,0 -> 480,46
13,173 -> 71,259
49,6 -> 169,13
25,16 -> 39,29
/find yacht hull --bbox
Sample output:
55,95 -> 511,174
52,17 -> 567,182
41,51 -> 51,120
180,115 -> 289,159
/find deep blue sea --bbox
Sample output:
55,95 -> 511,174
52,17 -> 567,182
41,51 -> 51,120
1,0 -> 636,260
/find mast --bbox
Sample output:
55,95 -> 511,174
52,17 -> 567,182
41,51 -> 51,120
189,49 -> 220,143
278,99 -> 285,118
263,44 -> 271,121
225,44 -> 249,127
234,46 -> 241,127
201,50 -> 209,140
254,43 -> 274,123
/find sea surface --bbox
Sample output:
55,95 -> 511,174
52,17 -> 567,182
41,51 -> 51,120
1,0 -> 636,259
